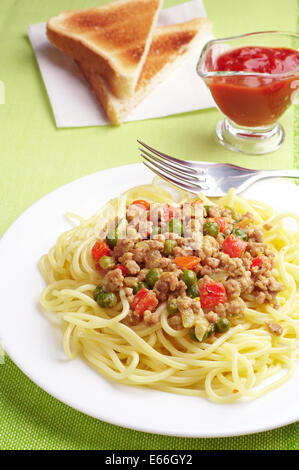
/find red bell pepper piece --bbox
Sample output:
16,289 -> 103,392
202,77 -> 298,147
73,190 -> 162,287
200,282 -> 227,310
208,217 -> 226,233
250,256 -> 263,271
91,240 -> 111,262
115,264 -> 129,276
131,288 -> 158,317
162,203 -> 180,222
222,234 -> 247,258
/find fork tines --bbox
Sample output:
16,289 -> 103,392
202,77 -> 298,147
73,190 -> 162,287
138,140 -> 207,194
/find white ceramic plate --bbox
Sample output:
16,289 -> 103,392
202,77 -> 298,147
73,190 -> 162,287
1,163 -> 299,437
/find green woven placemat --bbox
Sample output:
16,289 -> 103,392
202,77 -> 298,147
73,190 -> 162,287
0,0 -> 298,450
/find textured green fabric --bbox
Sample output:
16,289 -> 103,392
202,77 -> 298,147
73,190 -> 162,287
0,0 -> 298,450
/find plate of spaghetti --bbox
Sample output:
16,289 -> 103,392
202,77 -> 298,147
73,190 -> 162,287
1,164 -> 299,437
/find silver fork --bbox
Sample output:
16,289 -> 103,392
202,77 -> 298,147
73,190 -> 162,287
138,140 -> 299,197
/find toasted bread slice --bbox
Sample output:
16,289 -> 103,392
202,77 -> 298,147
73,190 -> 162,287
47,0 -> 163,99
77,18 -> 212,124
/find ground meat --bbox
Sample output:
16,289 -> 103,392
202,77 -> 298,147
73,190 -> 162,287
237,273 -> 254,294
198,265 -> 214,276
154,272 -> 180,302
126,204 -> 145,222
208,206 -> 223,218
113,239 -> 136,258
266,322 -> 283,336
103,268 -> 124,292
156,257 -> 175,270
146,239 -> 164,252
197,256 -> 221,277
98,204 -> 285,337
137,268 -> 148,281
119,252 -> 140,274
251,229 -> 264,243
173,245 -> 194,257
213,303 -> 226,317
254,291 -> 267,304
206,257 -> 220,269
206,311 -> 219,323
195,235 -> 219,259
218,253 -> 247,277
268,278 -> 285,293
145,250 -> 162,269
124,277 -> 138,290
216,233 -> 226,246
225,298 -> 246,316
246,241 -> 268,258
124,287 -> 134,304
224,279 -> 241,299
255,276 -> 284,294
122,309 -> 141,326
144,308 -> 161,325
176,296 -> 201,328
168,314 -> 183,330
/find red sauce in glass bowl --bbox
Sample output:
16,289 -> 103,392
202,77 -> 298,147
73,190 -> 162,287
206,46 -> 299,127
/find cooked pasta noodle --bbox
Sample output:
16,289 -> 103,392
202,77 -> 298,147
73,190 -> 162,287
39,178 -> 299,403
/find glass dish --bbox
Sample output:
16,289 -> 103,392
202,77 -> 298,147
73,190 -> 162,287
197,31 -> 299,155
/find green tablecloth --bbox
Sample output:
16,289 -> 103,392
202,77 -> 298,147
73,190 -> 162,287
0,0 -> 298,450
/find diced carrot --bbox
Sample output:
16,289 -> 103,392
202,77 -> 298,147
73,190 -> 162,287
190,199 -> 203,207
236,217 -> 252,228
131,199 -> 151,211
174,256 -> 201,270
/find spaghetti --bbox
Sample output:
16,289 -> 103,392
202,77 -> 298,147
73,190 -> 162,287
39,179 -> 299,403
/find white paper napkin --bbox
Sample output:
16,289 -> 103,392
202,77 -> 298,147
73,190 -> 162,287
28,0 -> 215,127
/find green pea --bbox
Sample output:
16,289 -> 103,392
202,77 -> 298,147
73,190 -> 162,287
186,283 -> 199,298
181,269 -> 197,288
232,227 -> 248,241
225,206 -> 240,222
145,268 -> 161,288
133,282 -> 146,295
97,292 -> 117,308
164,239 -> 177,256
204,205 -> 211,217
203,221 -> 220,237
93,285 -> 104,301
215,317 -> 231,333
151,226 -> 161,237
167,298 -> 178,315
166,218 -> 183,236
99,255 -> 115,270
106,230 -> 118,248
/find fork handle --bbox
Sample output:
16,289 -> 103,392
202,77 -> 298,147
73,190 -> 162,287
258,169 -> 299,179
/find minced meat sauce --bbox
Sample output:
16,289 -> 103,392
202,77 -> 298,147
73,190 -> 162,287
91,199 -> 284,342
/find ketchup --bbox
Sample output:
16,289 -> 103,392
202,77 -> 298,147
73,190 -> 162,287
207,46 -> 299,127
